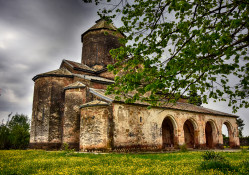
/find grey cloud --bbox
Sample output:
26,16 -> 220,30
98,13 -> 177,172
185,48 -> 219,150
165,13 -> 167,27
0,0 -> 98,120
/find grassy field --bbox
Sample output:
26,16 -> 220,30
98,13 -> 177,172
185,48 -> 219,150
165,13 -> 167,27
0,150 -> 248,174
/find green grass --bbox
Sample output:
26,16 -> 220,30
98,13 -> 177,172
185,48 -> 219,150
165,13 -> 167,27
0,150 -> 248,174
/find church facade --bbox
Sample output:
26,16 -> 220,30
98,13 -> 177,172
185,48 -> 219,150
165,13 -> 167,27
29,19 -> 240,151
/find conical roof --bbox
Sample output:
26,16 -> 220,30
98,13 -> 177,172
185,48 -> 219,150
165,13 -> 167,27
81,18 -> 124,40
89,18 -> 117,31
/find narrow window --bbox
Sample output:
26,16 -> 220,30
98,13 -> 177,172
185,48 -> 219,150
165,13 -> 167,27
42,107 -> 45,121
140,117 -> 142,123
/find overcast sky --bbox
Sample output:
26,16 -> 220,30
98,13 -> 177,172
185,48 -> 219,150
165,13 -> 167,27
0,0 -> 248,136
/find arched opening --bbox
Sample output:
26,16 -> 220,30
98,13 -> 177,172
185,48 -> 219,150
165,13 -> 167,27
162,117 -> 175,148
183,119 -> 196,148
222,122 -> 233,148
205,122 -> 213,148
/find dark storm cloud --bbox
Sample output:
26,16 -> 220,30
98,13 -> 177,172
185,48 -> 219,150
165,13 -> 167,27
0,0 -> 99,121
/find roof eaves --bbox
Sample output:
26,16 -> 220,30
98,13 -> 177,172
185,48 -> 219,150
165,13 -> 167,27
90,79 -> 114,85
79,103 -> 109,109
73,74 -> 114,85
64,85 -> 86,91
111,100 -> 238,118
89,88 -> 113,102
95,68 -> 108,74
32,74 -> 73,81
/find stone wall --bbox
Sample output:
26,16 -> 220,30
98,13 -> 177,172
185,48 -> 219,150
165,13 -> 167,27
112,103 -> 240,151
81,30 -> 123,67
80,105 -> 112,151
62,87 -> 86,150
30,76 -> 73,149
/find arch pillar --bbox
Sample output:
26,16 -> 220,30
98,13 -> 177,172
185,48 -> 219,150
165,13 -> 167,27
177,121 -> 185,146
223,121 -> 240,148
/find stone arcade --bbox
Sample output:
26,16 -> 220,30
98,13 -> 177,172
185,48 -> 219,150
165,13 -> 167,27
30,19 -> 240,151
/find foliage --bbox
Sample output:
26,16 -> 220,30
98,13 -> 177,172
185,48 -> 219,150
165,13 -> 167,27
240,160 -> 249,173
200,151 -> 233,173
179,144 -> 188,152
84,0 -> 249,112
62,143 -> 75,155
202,151 -> 225,161
1,150 -> 249,174
200,159 -> 233,172
0,124 -> 11,149
241,147 -> 248,153
0,113 -> 30,149
236,117 -> 245,137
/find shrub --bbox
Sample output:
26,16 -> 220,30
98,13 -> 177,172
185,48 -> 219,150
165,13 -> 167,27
62,143 -> 75,155
200,151 -> 234,172
200,159 -> 233,171
179,144 -> 188,152
241,148 -> 248,153
202,151 -> 224,161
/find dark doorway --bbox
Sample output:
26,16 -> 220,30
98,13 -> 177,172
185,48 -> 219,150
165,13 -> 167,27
162,117 -> 174,148
205,122 -> 213,148
183,120 -> 195,148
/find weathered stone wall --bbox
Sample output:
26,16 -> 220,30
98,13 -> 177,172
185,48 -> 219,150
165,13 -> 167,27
80,105 -> 112,151
73,76 -> 107,90
81,30 -> 123,67
112,103 -> 240,151
62,87 -> 86,150
30,76 -> 73,149
30,78 -> 51,144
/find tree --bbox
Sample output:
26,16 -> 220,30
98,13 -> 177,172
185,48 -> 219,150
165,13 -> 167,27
0,113 -> 30,149
84,0 -> 249,112
236,117 -> 245,137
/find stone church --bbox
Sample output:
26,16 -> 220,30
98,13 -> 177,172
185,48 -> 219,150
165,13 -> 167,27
30,19 -> 240,151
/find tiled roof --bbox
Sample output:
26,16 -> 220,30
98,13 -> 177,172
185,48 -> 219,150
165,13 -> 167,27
32,68 -> 73,81
40,68 -> 72,76
64,81 -> 86,90
89,88 -> 238,118
62,59 -> 96,72
160,102 -> 238,118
